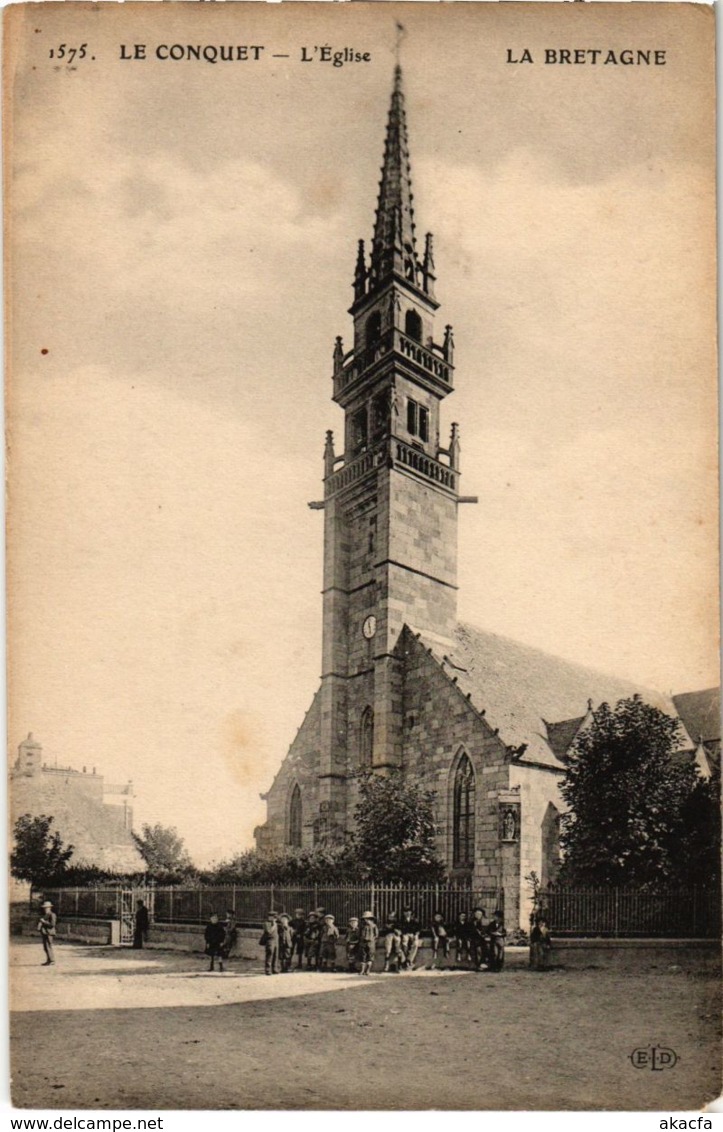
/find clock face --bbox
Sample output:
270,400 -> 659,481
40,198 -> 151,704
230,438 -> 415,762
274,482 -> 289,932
362,615 -> 377,640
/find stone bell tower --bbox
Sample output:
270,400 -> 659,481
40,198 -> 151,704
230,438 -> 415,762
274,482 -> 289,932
315,66 -> 461,833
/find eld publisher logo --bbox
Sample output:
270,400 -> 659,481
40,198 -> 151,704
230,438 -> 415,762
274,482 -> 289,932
630,1045 -> 678,1071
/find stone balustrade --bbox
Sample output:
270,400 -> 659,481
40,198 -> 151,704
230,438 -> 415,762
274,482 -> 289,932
333,329 -> 453,398
325,437 -> 457,498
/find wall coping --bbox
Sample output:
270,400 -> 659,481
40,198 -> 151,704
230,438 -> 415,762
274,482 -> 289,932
550,938 -> 719,950
20,916 -> 719,951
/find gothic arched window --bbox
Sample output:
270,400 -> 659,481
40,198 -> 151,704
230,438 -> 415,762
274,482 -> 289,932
405,308 -> 422,342
359,707 -> 374,770
366,311 -> 382,347
352,406 -> 368,455
371,391 -> 388,439
453,754 -> 476,869
289,784 -> 302,848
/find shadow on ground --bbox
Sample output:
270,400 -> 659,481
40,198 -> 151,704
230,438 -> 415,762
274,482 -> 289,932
11,950 -> 721,1111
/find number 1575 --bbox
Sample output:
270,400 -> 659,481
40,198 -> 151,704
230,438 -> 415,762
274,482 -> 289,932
49,44 -> 88,62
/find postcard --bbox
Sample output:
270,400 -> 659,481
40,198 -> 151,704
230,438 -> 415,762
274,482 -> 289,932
5,1 -> 719,1113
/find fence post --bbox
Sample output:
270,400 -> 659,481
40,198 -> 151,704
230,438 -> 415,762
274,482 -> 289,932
199,889 -> 203,923
232,885 -> 236,913
614,888 -> 620,938
370,880 -> 375,918
270,884 -> 274,912
169,886 -> 174,925
692,888 -> 697,937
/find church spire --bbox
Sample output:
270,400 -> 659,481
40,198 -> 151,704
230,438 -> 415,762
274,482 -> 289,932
369,65 -> 420,290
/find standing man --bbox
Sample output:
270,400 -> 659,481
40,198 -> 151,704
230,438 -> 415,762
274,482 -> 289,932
133,899 -> 150,949
37,901 -> 57,966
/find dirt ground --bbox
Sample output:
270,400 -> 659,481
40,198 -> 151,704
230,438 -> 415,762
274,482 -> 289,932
10,938 -> 721,1111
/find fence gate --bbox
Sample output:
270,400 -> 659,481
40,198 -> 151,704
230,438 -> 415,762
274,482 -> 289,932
118,888 -> 155,946
119,889 -> 134,945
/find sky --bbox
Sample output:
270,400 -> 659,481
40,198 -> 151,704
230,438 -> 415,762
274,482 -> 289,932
5,2 -> 718,867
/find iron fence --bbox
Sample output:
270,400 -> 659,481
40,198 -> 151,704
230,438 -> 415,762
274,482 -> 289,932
538,886 -> 720,939
151,882 -> 502,927
41,882 -> 502,928
38,882 -> 721,938
40,887 -> 124,920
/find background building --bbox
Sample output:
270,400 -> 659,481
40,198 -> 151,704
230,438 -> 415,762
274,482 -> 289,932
10,733 -> 144,874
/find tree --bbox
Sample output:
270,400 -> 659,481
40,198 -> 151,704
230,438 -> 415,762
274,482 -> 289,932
559,696 -> 700,887
673,762 -> 721,888
11,814 -> 74,891
352,773 -> 446,883
206,843 -> 362,886
207,775 -> 446,885
132,823 -> 195,881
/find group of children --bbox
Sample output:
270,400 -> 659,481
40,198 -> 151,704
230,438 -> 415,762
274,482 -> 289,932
256,905 -> 509,976
258,907 -> 379,975
204,904 -> 553,976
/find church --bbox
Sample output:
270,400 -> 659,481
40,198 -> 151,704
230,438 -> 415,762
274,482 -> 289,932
253,67 -> 705,928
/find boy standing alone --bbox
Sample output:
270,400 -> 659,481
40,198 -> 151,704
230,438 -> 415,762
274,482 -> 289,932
259,912 -> 280,975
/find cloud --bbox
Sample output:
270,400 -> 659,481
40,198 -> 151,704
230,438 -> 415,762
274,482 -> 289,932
11,147 -> 349,389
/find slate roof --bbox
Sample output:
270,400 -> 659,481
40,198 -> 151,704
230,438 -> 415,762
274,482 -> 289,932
415,621 -> 692,768
544,717 -> 585,761
672,688 -> 721,746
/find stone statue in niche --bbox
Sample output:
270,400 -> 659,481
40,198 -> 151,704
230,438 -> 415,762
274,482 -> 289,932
501,807 -> 518,842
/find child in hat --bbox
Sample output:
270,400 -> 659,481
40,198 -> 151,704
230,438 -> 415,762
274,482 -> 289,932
277,913 -> 294,973
304,911 -> 321,970
382,911 -> 404,973
314,907 -> 326,967
453,910 -> 471,967
429,911 -> 451,969
469,907 -> 488,971
345,916 -> 361,972
399,907 -> 421,971
290,908 -> 306,970
205,913 -> 227,973
359,911 -> 378,976
486,909 -> 507,972
221,909 -> 238,966
318,913 -> 339,972
259,911 -> 279,975
530,916 -> 552,971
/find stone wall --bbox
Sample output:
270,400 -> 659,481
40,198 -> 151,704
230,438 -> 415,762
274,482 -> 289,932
27,922 -> 719,979
386,469 -> 457,648
550,938 -> 720,974
12,911 -> 117,946
511,761 -> 566,927
256,690 -> 322,851
398,630 -> 515,914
